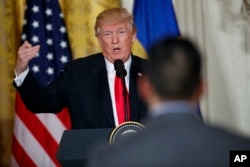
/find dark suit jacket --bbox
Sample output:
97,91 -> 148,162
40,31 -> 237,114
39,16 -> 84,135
14,53 -> 148,129
87,111 -> 250,167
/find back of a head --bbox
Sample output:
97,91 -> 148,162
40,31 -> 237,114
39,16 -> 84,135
147,37 -> 202,100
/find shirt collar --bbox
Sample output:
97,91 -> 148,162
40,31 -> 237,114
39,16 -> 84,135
150,101 -> 196,117
105,56 -> 132,77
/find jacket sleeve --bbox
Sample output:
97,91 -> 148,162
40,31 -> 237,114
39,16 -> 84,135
13,66 -> 71,113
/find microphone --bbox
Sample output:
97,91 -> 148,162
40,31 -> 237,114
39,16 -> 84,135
114,59 -> 127,78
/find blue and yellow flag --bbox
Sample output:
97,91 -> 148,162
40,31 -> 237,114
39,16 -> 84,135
133,0 -> 202,119
133,0 -> 180,52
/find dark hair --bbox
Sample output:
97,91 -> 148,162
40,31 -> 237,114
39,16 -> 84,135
146,37 -> 202,99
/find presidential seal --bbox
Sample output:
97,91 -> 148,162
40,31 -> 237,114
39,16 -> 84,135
109,121 -> 145,145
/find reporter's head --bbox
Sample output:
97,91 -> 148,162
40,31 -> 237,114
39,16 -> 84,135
139,37 -> 204,106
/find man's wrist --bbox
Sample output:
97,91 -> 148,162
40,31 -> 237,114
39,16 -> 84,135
14,68 -> 29,87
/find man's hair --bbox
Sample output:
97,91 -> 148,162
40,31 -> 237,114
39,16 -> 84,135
94,8 -> 136,36
146,37 -> 202,100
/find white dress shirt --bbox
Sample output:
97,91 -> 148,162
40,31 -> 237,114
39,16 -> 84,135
105,57 -> 131,126
14,68 -> 29,87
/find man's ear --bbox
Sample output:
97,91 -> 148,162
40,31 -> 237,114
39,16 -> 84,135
96,36 -> 102,47
192,78 -> 206,102
137,75 -> 154,105
198,79 -> 206,98
132,32 -> 136,42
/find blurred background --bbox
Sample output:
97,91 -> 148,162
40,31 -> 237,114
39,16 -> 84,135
1,0 -> 250,166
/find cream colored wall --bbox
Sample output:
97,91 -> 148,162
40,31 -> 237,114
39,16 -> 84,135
174,0 -> 250,137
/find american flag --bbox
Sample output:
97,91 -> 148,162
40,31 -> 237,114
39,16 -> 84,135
11,0 -> 71,166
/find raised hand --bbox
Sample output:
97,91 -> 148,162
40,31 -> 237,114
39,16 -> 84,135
15,41 -> 40,76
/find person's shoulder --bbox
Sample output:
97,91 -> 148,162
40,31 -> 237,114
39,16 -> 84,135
132,54 -> 148,62
131,54 -> 148,66
66,53 -> 103,67
204,123 -> 250,147
131,54 -> 148,73
72,53 -> 103,63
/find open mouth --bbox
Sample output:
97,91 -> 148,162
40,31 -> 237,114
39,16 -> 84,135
113,47 -> 121,54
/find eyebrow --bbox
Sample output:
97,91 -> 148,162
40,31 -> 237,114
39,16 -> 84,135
103,27 -> 126,32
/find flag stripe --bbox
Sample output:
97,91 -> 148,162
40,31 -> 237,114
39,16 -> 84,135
13,113 -> 56,166
11,135 -> 36,167
56,108 -> 71,129
15,95 -> 60,166
37,114 -> 67,143
10,154 -> 19,167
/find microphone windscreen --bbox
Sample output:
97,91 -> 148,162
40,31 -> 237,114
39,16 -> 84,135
114,59 -> 124,71
114,59 -> 127,78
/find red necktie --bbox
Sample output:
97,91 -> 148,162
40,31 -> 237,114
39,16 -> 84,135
115,76 -> 130,124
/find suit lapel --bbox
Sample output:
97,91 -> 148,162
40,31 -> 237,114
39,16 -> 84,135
91,54 -> 115,127
90,54 -> 145,126
129,55 -> 144,121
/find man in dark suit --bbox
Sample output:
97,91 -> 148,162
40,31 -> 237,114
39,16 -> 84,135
87,38 -> 250,167
13,8 -> 147,129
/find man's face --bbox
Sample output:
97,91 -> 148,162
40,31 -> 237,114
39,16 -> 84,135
97,20 -> 136,63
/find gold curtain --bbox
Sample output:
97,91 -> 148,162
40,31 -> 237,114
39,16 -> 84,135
0,0 -> 25,166
0,0 -> 146,166
59,0 -> 147,59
